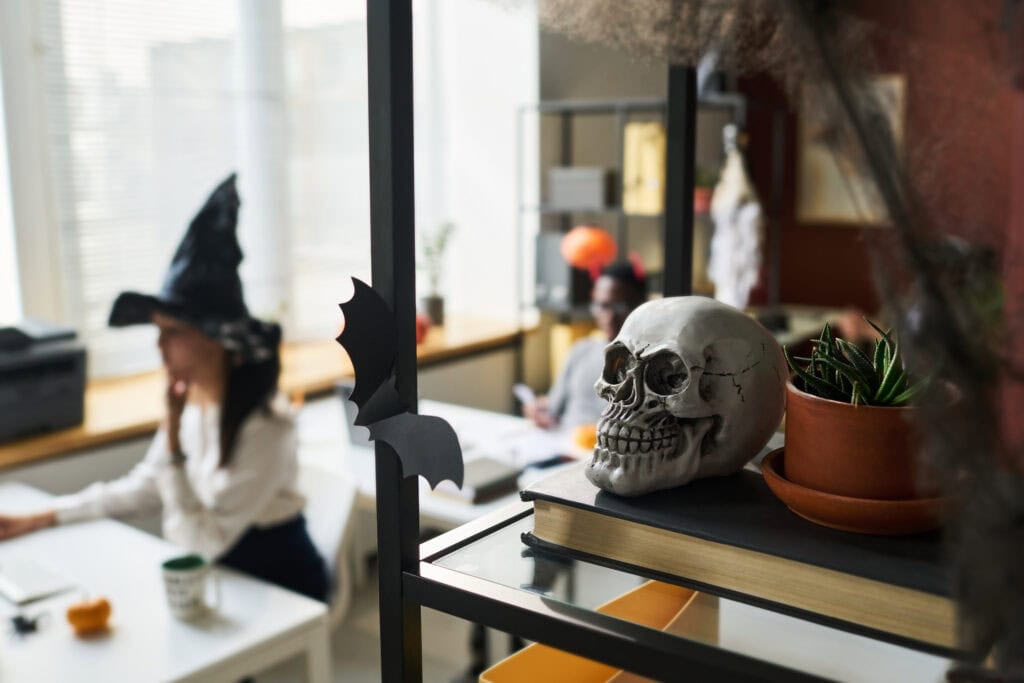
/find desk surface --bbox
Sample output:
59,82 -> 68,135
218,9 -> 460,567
0,482 -> 328,683
0,315 -> 531,470
298,398 -> 582,530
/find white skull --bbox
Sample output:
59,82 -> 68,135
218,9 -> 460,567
586,297 -> 786,496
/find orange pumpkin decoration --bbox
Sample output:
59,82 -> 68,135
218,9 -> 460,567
66,597 -> 112,635
560,226 -> 617,279
572,424 -> 598,451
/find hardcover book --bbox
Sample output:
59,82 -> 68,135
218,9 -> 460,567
521,463 -> 955,652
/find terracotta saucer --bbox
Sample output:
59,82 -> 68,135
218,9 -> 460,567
761,448 -> 946,535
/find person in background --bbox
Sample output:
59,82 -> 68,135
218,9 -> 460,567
523,260 -> 647,430
0,175 -> 328,602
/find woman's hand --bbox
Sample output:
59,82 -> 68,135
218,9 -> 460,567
0,512 -> 56,541
165,376 -> 189,456
523,396 -> 557,430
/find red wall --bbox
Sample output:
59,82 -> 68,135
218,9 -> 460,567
1004,90 -> 1024,461
740,1 -> 1014,313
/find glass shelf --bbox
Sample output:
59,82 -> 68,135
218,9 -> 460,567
417,507 -> 951,682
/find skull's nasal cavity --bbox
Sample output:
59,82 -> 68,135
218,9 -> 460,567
613,365 -> 645,409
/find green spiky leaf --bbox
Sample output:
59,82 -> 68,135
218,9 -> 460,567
786,320 -> 926,407
837,339 -> 878,388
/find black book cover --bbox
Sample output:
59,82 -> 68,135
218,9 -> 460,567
521,463 -> 949,597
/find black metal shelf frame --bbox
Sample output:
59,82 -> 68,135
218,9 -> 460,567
408,503 -> 830,683
364,1 -> 729,680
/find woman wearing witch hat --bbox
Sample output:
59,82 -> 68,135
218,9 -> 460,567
0,175 -> 328,602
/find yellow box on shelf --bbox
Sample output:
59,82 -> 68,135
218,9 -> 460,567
622,122 -> 666,216
479,580 -> 715,683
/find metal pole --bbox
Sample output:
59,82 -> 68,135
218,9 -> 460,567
768,108 -> 785,307
614,105 -> 627,254
365,1 -> 422,680
662,65 -> 697,297
559,111 -> 573,232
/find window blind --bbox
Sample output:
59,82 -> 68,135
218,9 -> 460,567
38,0 -> 239,376
27,0 -> 532,376
37,0 -> 376,371
0,58 -> 20,325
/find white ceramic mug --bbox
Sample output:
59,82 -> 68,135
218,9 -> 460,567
161,554 -> 220,620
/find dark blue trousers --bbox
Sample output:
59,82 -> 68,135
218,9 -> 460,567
220,514 -> 329,603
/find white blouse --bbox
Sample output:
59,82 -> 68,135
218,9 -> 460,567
53,403 -> 306,559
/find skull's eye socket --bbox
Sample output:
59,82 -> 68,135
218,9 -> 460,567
603,345 -> 635,384
646,352 -> 688,395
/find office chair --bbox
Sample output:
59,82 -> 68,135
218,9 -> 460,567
296,459 -> 358,628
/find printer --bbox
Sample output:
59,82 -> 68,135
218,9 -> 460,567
0,319 -> 86,443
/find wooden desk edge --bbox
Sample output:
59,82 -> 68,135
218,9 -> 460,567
1,322 -> 535,470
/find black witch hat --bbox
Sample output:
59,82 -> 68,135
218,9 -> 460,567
108,174 -> 281,363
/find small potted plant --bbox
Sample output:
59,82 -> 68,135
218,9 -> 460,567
781,321 -> 934,502
418,221 -> 455,325
693,167 -> 718,214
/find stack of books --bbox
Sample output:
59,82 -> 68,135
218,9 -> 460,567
521,463 -> 955,652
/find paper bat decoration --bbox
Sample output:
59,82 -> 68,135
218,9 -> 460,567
336,278 -> 464,490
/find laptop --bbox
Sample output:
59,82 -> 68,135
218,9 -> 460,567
0,555 -> 75,605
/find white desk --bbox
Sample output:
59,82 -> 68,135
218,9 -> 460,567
0,483 -> 330,683
298,398 -> 581,530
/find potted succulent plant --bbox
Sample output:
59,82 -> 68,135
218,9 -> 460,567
781,321 -> 934,502
417,221 -> 455,325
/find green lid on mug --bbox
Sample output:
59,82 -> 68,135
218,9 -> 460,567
162,554 -> 206,571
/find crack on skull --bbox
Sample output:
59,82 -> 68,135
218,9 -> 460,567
704,358 -> 763,377
730,375 -> 745,402
702,346 -> 768,403
705,359 -> 762,402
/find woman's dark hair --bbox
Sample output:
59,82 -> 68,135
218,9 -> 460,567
600,260 -> 648,303
219,350 -> 281,467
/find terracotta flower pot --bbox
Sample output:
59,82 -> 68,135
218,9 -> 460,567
693,187 -> 713,214
420,295 -> 444,326
784,381 -> 927,500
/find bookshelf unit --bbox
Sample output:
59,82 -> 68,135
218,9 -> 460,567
519,94 -> 747,315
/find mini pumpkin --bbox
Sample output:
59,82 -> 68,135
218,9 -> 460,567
66,597 -> 112,635
572,423 -> 598,451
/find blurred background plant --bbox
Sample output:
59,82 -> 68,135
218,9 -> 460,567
418,221 -> 456,297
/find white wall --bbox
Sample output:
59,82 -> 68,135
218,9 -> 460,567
423,0 -> 539,324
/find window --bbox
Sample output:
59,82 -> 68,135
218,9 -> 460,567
0,56 -> 20,325
37,0 -> 240,376
283,1 -> 372,340
4,0 -> 537,376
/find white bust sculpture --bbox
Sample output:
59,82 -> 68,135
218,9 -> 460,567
585,296 -> 786,496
